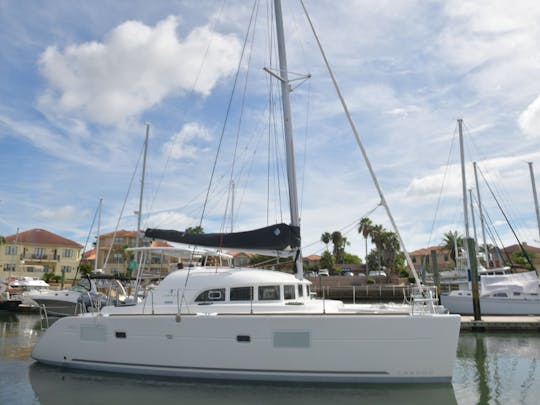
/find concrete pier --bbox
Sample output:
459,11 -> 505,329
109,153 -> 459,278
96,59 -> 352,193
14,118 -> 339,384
460,315 -> 540,331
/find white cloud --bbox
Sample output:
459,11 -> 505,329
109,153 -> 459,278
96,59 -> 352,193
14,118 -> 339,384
163,122 -> 212,159
36,205 -> 77,220
38,16 -> 241,125
519,94 -> 540,137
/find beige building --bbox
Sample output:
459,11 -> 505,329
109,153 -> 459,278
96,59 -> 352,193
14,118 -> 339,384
1,228 -> 82,279
86,230 -> 174,277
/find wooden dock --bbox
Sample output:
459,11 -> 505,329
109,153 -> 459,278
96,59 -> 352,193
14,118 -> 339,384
460,315 -> 540,331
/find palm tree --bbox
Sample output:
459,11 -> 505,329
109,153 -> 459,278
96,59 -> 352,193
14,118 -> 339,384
441,230 -> 462,266
358,217 -> 373,260
320,232 -> 331,251
331,231 -> 345,264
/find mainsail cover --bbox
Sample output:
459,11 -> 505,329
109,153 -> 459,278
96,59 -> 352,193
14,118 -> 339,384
145,223 -> 300,251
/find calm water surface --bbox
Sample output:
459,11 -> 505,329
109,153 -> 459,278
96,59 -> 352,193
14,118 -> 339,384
1,311 -> 539,404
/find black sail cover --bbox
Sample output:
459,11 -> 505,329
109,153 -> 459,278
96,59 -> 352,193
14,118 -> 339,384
145,223 -> 300,251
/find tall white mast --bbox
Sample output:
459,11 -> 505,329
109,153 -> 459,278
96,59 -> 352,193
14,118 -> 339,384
528,162 -> 540,241
458,119 -> 471,268
274,0 -> 303,279
134,123 -> 150,264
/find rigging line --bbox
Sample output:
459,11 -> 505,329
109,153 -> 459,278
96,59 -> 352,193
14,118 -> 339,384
427,124 -> 458,248
73,202 -> 100,282
301,203 -> 382,251
221,0 -> 261,235
199,0 -> 259,229
480,207 -> 513,266
266,0 -> 275,225
478,165 -> 535,270
300,0 -> 422,287
299,80 -> 311,218
102,140 -> 144,269
148,0 -> 227,218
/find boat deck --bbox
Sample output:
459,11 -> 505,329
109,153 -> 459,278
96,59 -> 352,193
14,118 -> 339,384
460,315 -> 540,331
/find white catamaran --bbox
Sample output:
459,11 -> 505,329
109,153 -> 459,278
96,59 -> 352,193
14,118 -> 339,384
32,0 -> 460,383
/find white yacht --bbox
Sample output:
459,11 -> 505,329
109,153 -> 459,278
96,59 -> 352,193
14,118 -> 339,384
440,270 -> 540,315
33,248 -> 459,382
31,0 -> 460,383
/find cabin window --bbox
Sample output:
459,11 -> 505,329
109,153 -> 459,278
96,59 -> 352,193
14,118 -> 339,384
306,285 -> 311,296
514,292 -> 521,296
195,288 -> 226,302
298,285 -> 304,298
284,285 -> 296,300
493,293 -> 508,297
258,286 -> 280,301
230,287 -> 253,301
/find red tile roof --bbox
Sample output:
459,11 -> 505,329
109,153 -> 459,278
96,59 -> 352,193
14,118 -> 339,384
5,228 -> 82,248
99,229 -> 138,238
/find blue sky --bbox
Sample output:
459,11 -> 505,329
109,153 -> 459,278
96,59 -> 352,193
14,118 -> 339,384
2,0 -> 540,261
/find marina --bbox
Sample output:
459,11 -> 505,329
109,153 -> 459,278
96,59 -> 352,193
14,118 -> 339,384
1,312 -> 539,404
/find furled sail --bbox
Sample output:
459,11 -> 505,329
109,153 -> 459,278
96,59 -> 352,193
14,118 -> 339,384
145,223 -> 300,251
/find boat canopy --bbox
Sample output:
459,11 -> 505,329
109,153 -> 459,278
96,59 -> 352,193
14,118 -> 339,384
145,223 -> 300,252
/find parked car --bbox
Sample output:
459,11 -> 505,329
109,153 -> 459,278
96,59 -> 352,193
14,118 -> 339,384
318,269 -> 329,276
305,271 -> 317,277
368,270 -> 387,277
340,269 -> 354,276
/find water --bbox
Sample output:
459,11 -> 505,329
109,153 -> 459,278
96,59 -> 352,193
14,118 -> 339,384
1,312 -> 539,404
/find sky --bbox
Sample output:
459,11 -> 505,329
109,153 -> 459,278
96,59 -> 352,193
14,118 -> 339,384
2,0 -> 540,262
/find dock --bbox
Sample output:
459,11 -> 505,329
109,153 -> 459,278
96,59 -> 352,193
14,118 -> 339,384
460,315 -> 540,331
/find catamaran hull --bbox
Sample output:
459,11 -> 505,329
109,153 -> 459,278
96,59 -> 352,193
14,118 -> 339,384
32,313 -> 460,383
440,294 -> 540,315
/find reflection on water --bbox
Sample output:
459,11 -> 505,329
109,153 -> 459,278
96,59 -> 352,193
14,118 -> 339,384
2,313 -> 540,405
454,332 -> 540,404
28,363 -> 457,405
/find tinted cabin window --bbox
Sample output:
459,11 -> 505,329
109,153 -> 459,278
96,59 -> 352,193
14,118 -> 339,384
258,286 -> 280,301
284,285 -> 295,300
298,284 -> 303,298
230,287 -> 253,301
195,288 -> 225,302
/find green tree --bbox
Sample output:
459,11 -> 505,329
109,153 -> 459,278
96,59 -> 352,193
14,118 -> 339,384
510,249 -> 537,271
441,230 -> 462,266
342,252 -> 361,264
185,226 -> 204,234
331,231 -> 348,264
319,251 -> 335,272
78,262 -> 92,276
320,232 -> 331,251
358,217 -> 373,260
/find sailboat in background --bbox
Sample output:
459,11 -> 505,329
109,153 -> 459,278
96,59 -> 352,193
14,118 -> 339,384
440,120 -> 540,315
32,0 -> 460,382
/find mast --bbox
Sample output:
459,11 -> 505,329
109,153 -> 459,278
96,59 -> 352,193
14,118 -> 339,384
528,162 -> 540,241
469,189 -> 478,245
134,123 -> 150,265
274,0 -> 303,279
458,119 -> 471,268
95,198 -> 102,270
473,162 -> 489,266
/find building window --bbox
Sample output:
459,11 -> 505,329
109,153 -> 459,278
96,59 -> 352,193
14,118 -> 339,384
412,256 -> 417,263
113,253 -> 123,264
61,265 -> 72,273
3,264 -> 16,272
5,245 -> 17,255
63,249 -> 73,258
34,248 -> 45,258
114,237 -> 125,244
151,255 -> 161,264
444,255 -> 449,262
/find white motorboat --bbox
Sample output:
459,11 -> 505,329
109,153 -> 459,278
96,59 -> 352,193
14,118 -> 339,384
29,273 -> 129,317
440,270 -> 540,315
32,0 -> 460,383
